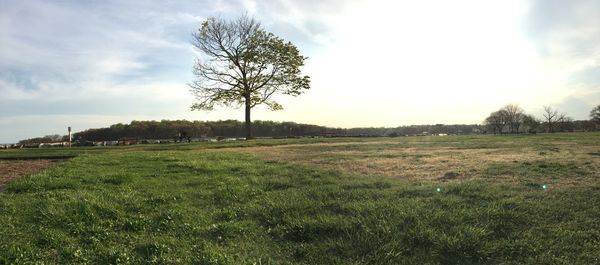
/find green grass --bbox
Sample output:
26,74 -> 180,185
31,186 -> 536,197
1,133 -> 600,264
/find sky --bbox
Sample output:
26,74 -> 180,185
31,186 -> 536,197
1,0 -> 599,143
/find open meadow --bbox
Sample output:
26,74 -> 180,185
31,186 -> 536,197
1,133 -> 599,264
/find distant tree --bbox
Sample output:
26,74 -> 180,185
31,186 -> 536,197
591,105 -> 600,125
388,132 -> 400,137
521,114 -> 541,133
189,15 -> 310,139
46,134 -> 64,142
484,110 -> 507,134
500,104 -> 525,133
556,116 -> 574,132
17,134 -> 64,145
542,106 -> 566,133
572,119 -> 596,131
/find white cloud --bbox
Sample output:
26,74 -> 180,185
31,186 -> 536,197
522,0 -> 600,108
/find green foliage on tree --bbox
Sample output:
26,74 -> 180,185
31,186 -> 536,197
189,15 -> 310,139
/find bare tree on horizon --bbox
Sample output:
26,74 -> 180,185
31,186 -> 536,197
501,104 -> 525,133
542,106 -> 566,133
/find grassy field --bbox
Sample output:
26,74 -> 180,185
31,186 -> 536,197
0,133 -> 599,264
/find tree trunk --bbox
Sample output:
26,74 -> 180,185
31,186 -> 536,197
245,100 -> 252,139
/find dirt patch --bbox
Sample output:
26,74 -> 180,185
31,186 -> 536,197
0,159 -> 61,190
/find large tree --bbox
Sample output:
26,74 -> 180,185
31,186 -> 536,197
189,15 -> 310,139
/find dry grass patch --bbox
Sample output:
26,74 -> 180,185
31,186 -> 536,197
225,140 -> 600,186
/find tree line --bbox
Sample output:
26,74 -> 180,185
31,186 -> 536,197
68,120 -> 342,142
69,121 -> 488,141
15,104 -> 599,144
483,104 -> 599,134
16,121 -> 484,144
17,134 -> 67,145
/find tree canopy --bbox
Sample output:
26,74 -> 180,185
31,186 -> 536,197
189,15 -> 310,138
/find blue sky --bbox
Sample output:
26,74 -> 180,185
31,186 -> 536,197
1,0 -> 599,143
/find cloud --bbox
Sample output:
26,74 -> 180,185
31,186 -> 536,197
524,0 -> 600,59
0,1 -> 214,103
0,0 -> 240,142
523,0 -> 600,111
240,0 -> 354,47
570,65 -> 600,85
555,96 -> 595,119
